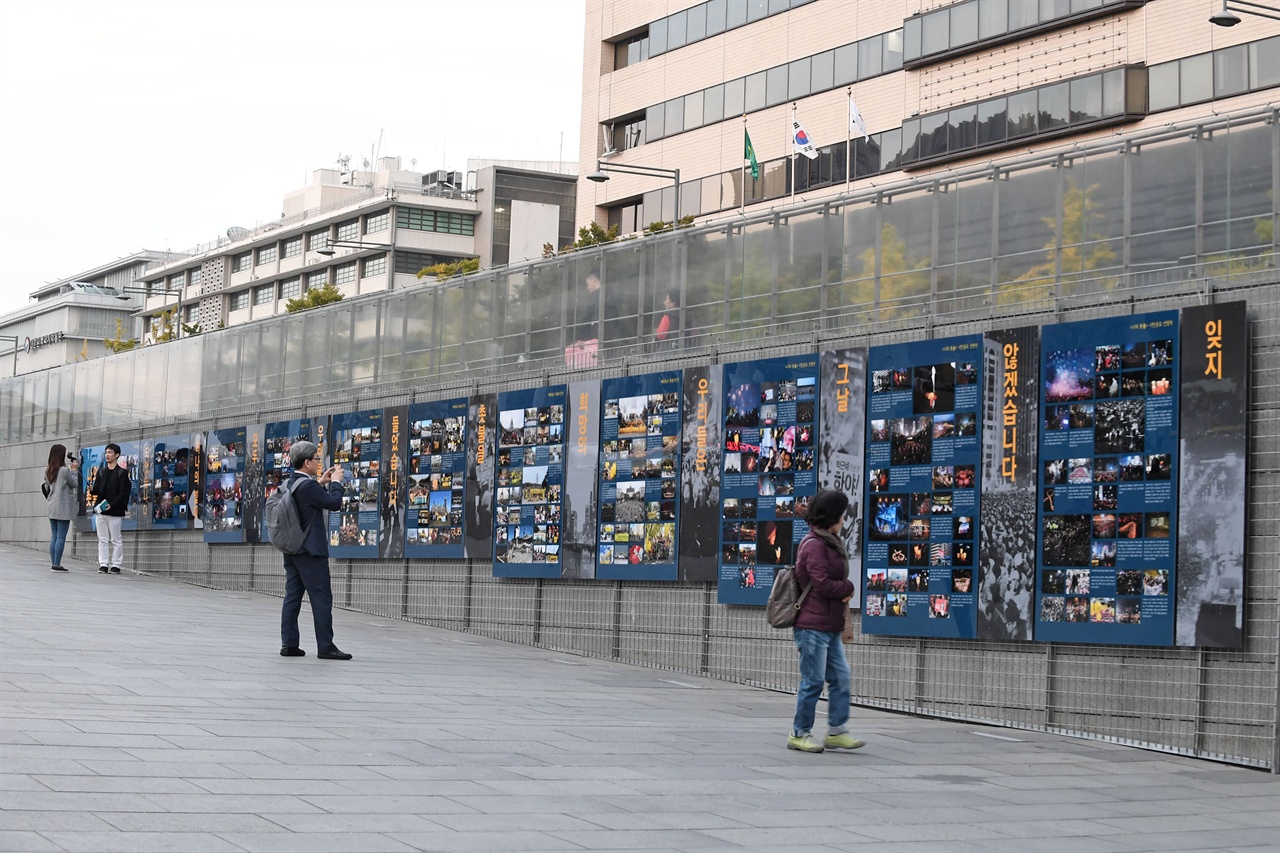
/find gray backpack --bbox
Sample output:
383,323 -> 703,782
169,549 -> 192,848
264,477 -> 312,555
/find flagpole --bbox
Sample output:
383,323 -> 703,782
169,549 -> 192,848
846,87 -> 852,194
790,102 -> 797,206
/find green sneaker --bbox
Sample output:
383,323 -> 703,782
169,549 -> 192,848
787,733 -> 824,753
824,732 -> 866,750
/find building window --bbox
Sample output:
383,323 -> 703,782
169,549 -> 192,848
256,244 -> 277,265
308,229 -> 329,251
231,252 -> 252,273
362,255 -> 387,277
365,211 -> 389,233
189,267 -> 202,288
613,0 -> 804,69
612,26 -> 903,148
168,273 -> 185,292
336,218 -> 359,241
395,250 -> 455,275
334,262 -> 358,285
1147,36 -> 1280,113
307,271 -> 328,291
230,291 -> 250,311
253,284 -> 275,305
282,236 -> 303,258
279,277 -> 301,299
396,208 -> 476,236
182,303 -> 198,324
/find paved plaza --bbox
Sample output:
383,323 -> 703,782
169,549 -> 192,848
1,543 -> 1277,852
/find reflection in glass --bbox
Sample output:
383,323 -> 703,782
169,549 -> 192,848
1070,75 -> 1101,124
920,113 -> 949,160
1039,82 -> 1069,131
1214,45 -> 1247,99
1102,68 -> 1127,116
1008,91 -> 1038,138
859,34 -> 883,78
1181,54 -> 1212,105
979,0 -> 1008,39
1251,37 -> 1280,89
922,10 -> 949,56
949,105 -> 977,151
977,98 -> 1008,145
951,1 -> 978,46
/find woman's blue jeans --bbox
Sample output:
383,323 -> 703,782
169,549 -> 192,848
792,627 -> 851,736
49,518 -> 70,567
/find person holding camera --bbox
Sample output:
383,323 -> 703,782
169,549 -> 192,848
43,443 -> 80,572
278,440 -> 351,660
86,443 -> 130,574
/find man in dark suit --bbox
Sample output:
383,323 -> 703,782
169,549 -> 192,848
279,441 -> 351,660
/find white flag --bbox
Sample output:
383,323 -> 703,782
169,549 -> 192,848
791,118 -> 818,160
849,94 -> 870,142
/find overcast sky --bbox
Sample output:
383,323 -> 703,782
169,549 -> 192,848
0,0 -> 585,316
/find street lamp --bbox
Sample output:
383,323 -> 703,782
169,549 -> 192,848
1209,0 -> 1280,25
586,161 -> 682,226
117,284 -> 184,341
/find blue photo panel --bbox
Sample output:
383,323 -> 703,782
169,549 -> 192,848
204,427 -> 247,543
493,385 -> 567,579
329,409 -> 383,559
261,418 -> 312,543
862,336 -> 984,638
717,354 -> 820,605
1035,310 -> 1179,646
597,371 -> 682,581
150,434 -> 196,529
405,397 -> 469,559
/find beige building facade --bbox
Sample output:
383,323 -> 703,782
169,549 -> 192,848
577,0 -> 1279,232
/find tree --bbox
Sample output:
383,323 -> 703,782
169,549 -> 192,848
418,257 -> 479,283
150,309 -> 177,343
854,222 -> 931,320
102,318 -> 138,353
564,221 -> 619,252
285,282 -> 344,313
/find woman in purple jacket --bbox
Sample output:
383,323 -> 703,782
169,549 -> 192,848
788,489 -> 865,753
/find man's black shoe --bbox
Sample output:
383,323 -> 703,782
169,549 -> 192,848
317,650 -> 353,660
98,566 -> 109,574
108,567 -> 121,574
280,646 -> 306,657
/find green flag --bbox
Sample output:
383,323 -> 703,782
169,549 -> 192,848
744,128 -> 759,181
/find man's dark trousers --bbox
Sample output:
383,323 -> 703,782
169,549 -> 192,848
281,552 -> 337,654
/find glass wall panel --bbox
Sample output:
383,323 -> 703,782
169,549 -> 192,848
1214,44 -> 1248,99
810,49 -> 834,92
858,34 -> 883,78
833,43 -> 857,85
977,98 -> 1008,145
327,305 -> 352,389
904,15 -> 922,61
996,163 -> 1061,300
687,3 -> 706,41
1181,54 -> 1212,104
164,336 -> 203,418
237,325 -> 260,402
1070,75 -> 1102,124
878,191 -> 933,319
664,98 -> 685,136
684,90 -> 704,132
979,0 -> 1008,39
747,0 -> 767,22
1008,91 -> 1038,138
667,9 -> 687,50
1102,68 -> 1127,116
919,113 -> 949,159
1251,37 -> 1280,88
350,301 -> 380,386
703,84 -> 725,125
788,58 -> 811,100
775,209 -> 826,336
949,105 -> 978,152
1059,151 -> 1125,294
529,262 -> 569,363
133,345 -> 168,422
649,17 -> 668,54
254,319 -> 284,402
1040,0 -> 1070,19
377,295 -> 405,383
72,359 -> 102,432
299,311 -> 331,395
1039,81 -> 1069,131
884,29 -> 903,70
1009,0 -> 1039,29
49,365 -> 74,436
726,0 -> 748,29
922,10 -> 949,56
685,225 -> 727,345
728,220 -> 775,341
766,65 -> 788,106
723,77 -> 745,118
706,0 -> 727,35
646,103 -> 665,141
951,2 -> 978,46
1130,136 -> 1197,270
744,71 -> 766,113
402,287 -> 436,378
1203,124 -> 1275,259
943,178 -> 995,312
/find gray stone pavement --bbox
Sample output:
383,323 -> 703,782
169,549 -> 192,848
1,544 -> 1277,853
